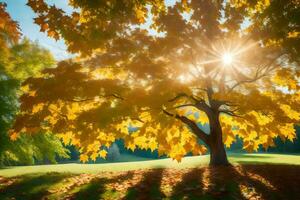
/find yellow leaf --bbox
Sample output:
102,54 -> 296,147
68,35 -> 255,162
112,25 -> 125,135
278,123 -> 296,141
9,132 -> 19,141
20,84 -> 30,93
288,31 -> 300,38
80,154 -> 89,163
174,155 -> 182,162
197,112 -> 209,125
126,142 -> 136,151
71,137 -> 80,146
60,131 -> 73,145
148,138 -> 157,152
248,130 -> 258,140
90,152 -> 98,161
99,150 -> 107,158
135,6 -> 147,23
32,103 -> 44,113
139,112 -> 151,122
28,90 -> 36,97
280,104 -> 300,120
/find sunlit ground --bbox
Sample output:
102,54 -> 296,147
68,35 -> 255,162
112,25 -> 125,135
1,165 -> 299,200
1,153 -> 299,177
0,153 -> 300,200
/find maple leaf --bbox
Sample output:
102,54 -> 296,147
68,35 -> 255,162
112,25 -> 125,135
32,103 -> 44,113
9,132 -> 19,141
47,30 -> 59,40
59,131 -> 73,145
90,152 -> 98,161
80,154 -> 89,163
99,150 -> 107,158
174,155 -> 182,162
148,138 -> 157,152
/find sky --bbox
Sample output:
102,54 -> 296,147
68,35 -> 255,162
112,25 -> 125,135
0,0 -> 178,60
0,0 -> 74,60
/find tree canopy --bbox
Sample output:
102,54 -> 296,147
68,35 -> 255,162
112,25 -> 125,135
11,0 -> 300,165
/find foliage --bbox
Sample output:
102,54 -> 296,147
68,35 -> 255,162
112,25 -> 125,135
231,0 -> 300,63
26,0 -> 166,55
7,38 -> 55,80
0,132 -> 69,166
14,0 -> 300,164
0,3 -> 69,165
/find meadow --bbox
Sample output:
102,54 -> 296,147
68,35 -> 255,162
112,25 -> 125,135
0,153 -> 299,200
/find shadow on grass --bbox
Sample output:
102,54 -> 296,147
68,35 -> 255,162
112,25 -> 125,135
170,168 -> 206,200
0,172 -> 71,200
240,164 -> 300,200
236,160 -> 295,165
71,177 -> 107,200
1,164 -> 299,200
169,165 -> 287,200
71,171 -> 134,200
123,168 -> 165,200
60,165 -> 300,200
205,166 -> 246,200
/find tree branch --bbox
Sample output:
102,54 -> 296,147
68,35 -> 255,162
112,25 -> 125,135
227,53 -> 284,93
162,109 -> 209,145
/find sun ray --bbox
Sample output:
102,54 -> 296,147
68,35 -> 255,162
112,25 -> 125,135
197,58 -> 221,66
232,41 -> 260,56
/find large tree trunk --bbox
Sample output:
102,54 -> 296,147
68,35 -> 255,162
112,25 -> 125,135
208,117 -> 230,166
170,95 -> 230,166
209,138 -> 229,166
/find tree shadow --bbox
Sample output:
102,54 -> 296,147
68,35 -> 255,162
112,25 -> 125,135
169,165 -> 281,200
203,166 -> 245,200
240,164 -> 300,200
123,168 -> 165,200
0,172 -> 71,200
170,168 -> 206,200
1,165 -> 298,200
70,177 -> 107,200
205,165 -> 286,200
71,171 -> 135,200
236,165 -> 280,199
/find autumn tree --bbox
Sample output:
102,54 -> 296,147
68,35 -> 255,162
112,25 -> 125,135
0,3 -> 69,165
13,0 -> 300,166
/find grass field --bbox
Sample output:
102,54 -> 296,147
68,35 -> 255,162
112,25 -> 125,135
0,153 -> 299,177
0,153 -> 299,200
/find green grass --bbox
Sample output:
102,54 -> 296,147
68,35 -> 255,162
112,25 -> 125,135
0,153 -> 299,177
93,154 -> 153,163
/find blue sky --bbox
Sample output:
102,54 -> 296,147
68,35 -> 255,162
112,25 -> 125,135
1,0 -> 178,60
0,0 -> 74,60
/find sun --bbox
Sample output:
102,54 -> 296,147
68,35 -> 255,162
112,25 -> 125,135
222,53 -> 234,65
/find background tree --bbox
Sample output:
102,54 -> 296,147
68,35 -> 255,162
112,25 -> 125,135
14,0 -> 300,166
0,3 -> 69,165
107,143 -> 121,162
